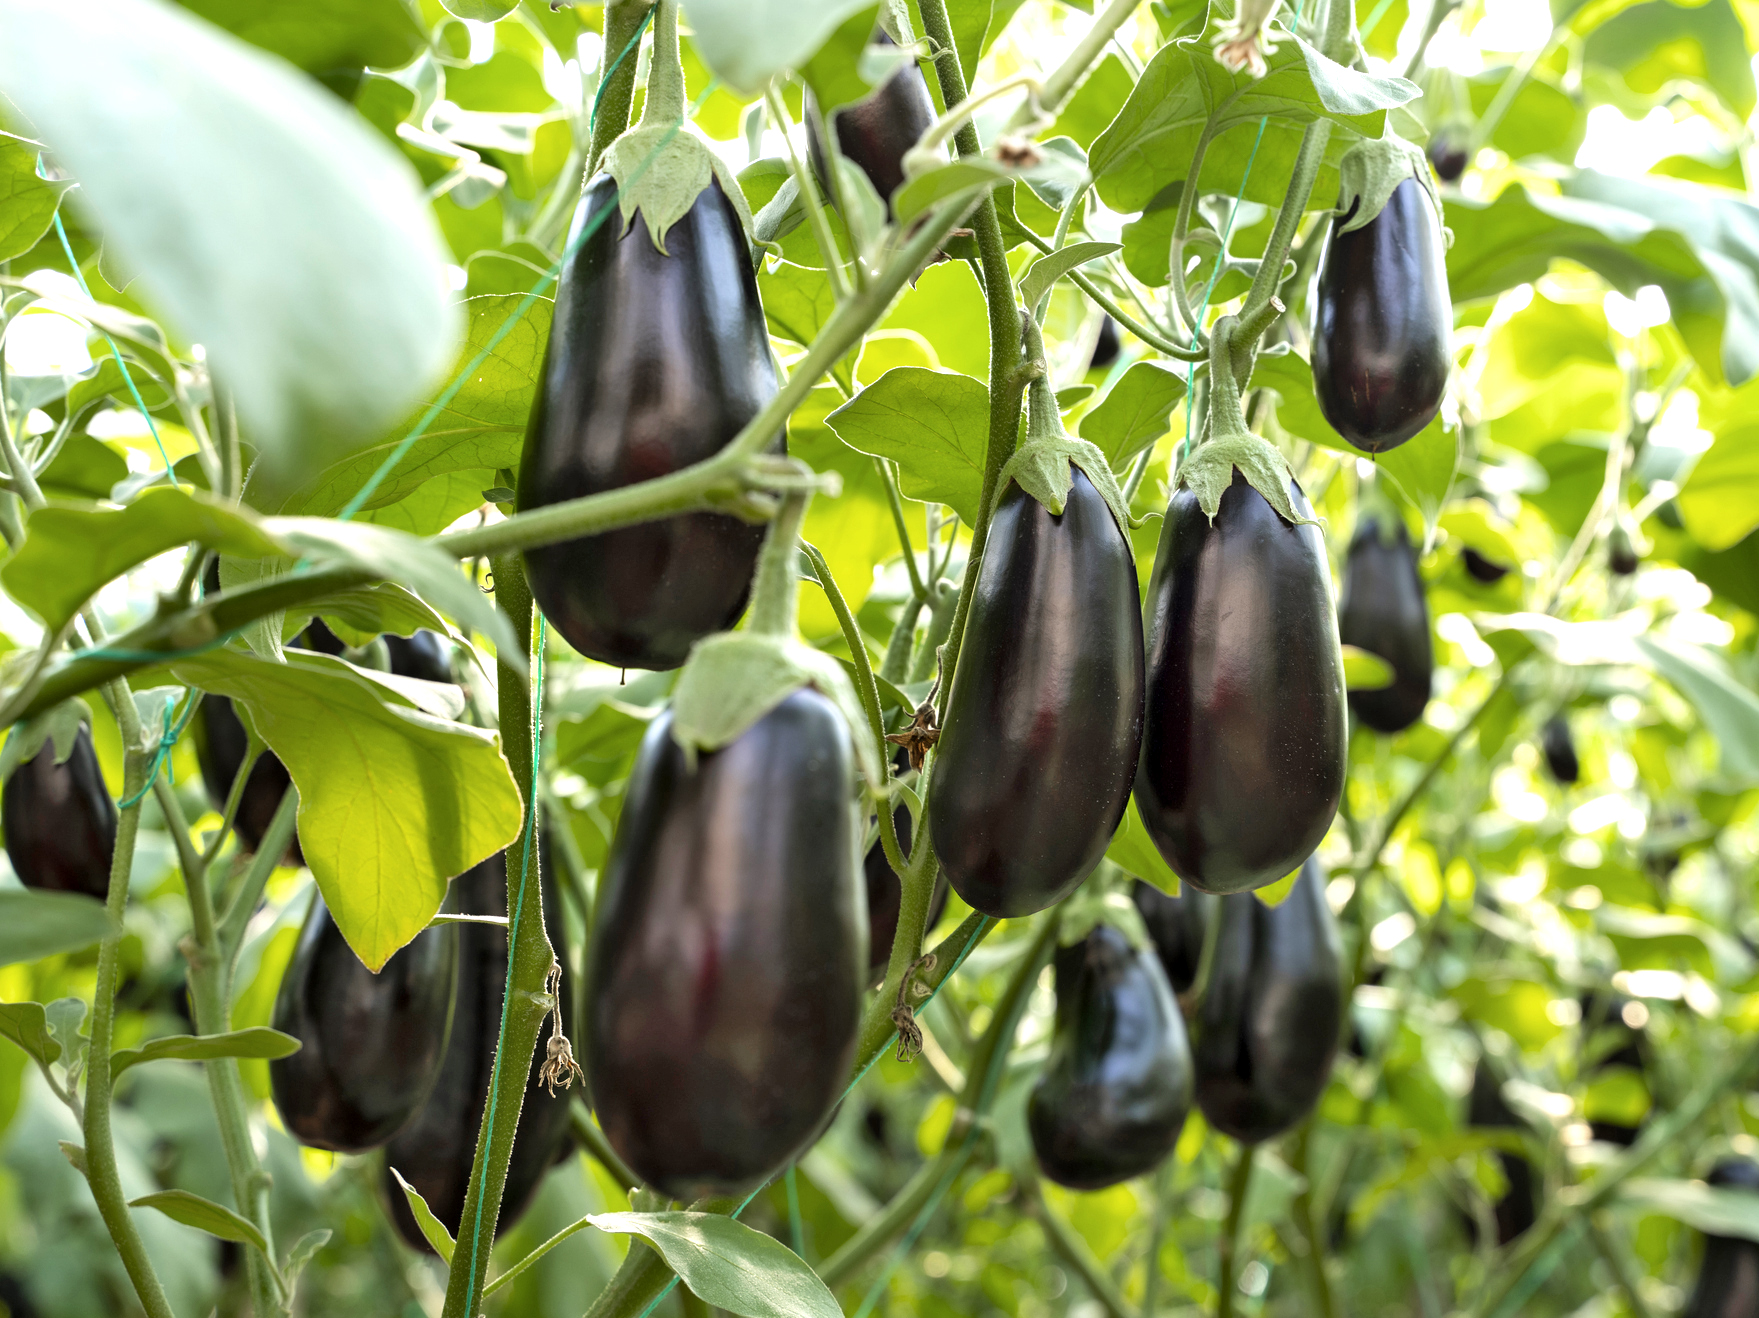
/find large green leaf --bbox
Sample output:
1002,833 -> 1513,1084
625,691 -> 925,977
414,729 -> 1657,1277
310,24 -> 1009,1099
0,0 -> 459,497
681,0 -> 876,95
1583,0 -> 1755,120
168,649 -> 523,969
1080,362 -> 1188,467
0,129 -> 72,262
584,1212 -> 841,1318
173,0 -> 426,84
1678,418 -> 1759,551
0,890 -> 113,967
824,368 -> 990,524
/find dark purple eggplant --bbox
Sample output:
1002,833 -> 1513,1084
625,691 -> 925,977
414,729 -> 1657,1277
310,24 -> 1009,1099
1090,316 -> 1121,370
1467,1063 -> 1537,1246
1427,131 -> 1468,183
1542,714 -> 1580,785
927,468 -> 1144,917
2,724 -> 116,899
1191,857 -> 1341,1143
1029,924 -> 1192,1190
270,893 -> 457,1153
805,33 -> 936,213
517,172 -> 779,671
1339,514 -> 1433,735
1131,880 -> 1212,997
1134,472 -> 1347,895
587,691 -> 864,1198
1461,547 -> 1509,583
1609,523 -> 1640,576
383,630 -> 454,684
382,846 -> 573,1250
1686,1157 -> 1759,1318
1312,177 -> 1452,453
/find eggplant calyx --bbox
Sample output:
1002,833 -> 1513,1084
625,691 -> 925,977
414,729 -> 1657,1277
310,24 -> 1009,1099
0,697 -> 89,784
1179,432 -> 1313,528
1335,132 -> 1439,236
996,424 -> 1136,550
603,127 -> 755,254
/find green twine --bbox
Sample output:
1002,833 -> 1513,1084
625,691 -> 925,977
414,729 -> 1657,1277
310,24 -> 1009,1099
115,687 -> 198,809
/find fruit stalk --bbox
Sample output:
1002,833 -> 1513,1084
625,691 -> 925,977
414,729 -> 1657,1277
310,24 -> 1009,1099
1239,118 -> 1332,331
748,489 -> 813,637
1290,1120 -> 1339,1318
588,0 -> 655,174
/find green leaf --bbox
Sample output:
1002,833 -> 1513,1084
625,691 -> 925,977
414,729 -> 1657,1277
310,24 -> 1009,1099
1619,1178 -> 1759,1242
44,998 -> 87,1072
0,697 -> 90,786
584,1211 -> 841,1318
176,0 -> 426,78
1080,362 -> 1188,467
891,158 -> 1012,231
1018,241 -> 1121,313
168,649 -> 523,969
0,130 -> 72,262
0,0 -> 460,497
1341,644 -> 1395,690
389,1168 -> 455,1263
1678,421 -> 1759,550
798,5 -> 885,115
1104,796 -> 1179,896
0,891 -> 113,968
1375,414 -> 1459,533
682,0 -> 881,95
282,1229 -> 331,1286
824,368 -> 989,524
111,1028 -> 301,1078
128,1190 -> 268,1253
298,584 -> 453,650
38,435 -> 132,502
1254,868 -> 1301,908
0,1002 -> 59,1069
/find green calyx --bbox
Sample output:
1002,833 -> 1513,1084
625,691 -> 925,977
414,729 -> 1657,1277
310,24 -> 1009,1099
601,0 -> 755,253
1182,315 -> 1313,527
1335,130 -> 1439,236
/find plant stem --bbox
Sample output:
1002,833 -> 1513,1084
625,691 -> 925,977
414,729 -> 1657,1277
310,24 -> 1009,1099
879,458 -> 927,603
1240,120 -> 1331,324
748,491 -> 812,637
636,0 -> 682,129
1168,128 -> 1214,338
588,0 -> 654,174
1587,1216 -> 1656,1318
767,84 -> 850,301
1216,1143 -> 1255,1318
907,584 -> 958,685
1029,1179 -> 1139,1318
217,790 -> 299,962
1013,0 -> 1141,127
1207,317 -> 1250,439
1290,1121 -> 1339,1318
879,595 -> 924,685
568,1100 -> 639,1192
1141,1159 -> 1177,1317
854,909 -> 986,1074
819,1143 -> 965,1287
439,554 -> 558,1318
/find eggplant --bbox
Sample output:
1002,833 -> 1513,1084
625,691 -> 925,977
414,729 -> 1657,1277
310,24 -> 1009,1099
1686,1157 -> 1759,1318
1461,547 -> 1509,584
928,468 -> 1144,917
1028,924 -> 1193,1190
1090,316 -> 1121,370
587,691 -> 865,1199
382,847 -> 573,1250
270,893 -> 458,1153
805,32 -> 936,213
1339,514 -> 1433,735
1609,523 -> 1640,576
1191,857 -> 1342,1143
1312,177 -> 1452,453
1427,131 -> 1468,183
2,724 -> 116,899
1467,1063 -> 1538,1245
1134,471 -> 1347,895
517,172 -> 779,671
1541,715 -> 1579,785
383,630 -> 453,684
1131,880 -> 1212,997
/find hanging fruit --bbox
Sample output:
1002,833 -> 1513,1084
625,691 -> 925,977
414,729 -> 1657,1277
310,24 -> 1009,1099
806,31 -> 936,214
1461,547 -> 1510,584
587,692 -> 865,1198
2,722 -> 116,899
1683,1157 -> 1759,1318
1339,512 -> 1433,734
1191,857 -> 1342,1143
1426,130 -> 1468,182
1541,714 -> 1580,784
1090,316 -> 1121,369
928,349 -> 1144,917
1131,880 -> 1212,997
518,0 -> 778,671
1029,923 -> 1193,1190
270,893 -> 458,1153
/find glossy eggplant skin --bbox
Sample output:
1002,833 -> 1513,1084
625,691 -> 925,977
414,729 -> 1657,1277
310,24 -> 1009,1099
1461,547 -> 1509,584
1339,515 -> 1433,735
1542,715 -> 1580,785
1134,472 -> 1347,895
270,894 -> 457,1153
1131,880 -> 1212,997
805,34 -> 936,213
1029,925 -> 1192,1190
1090,316 -> 1121,370
928,470 -> 1144,917
518,173 -> 779,671
1688,1157 -> 1759,1318
1312,178 -> 1452,453
587,691 -> 865,1199
2,725 -> 116,899
383,630 -> 452,684
1191,858 -> 1342,1144
382,849 -> 573,1251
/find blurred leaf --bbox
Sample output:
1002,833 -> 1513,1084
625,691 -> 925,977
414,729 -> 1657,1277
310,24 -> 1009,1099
129,1190 -> 267,1252
1678,420 -> 1759,550
1583,0 -> 1755,119
681,0 -> 877,95
174,0 -> 426,84
0,130 -> 72,262
111,1028 -> 301,1078
446,50 -> 549,112
1080,362 -> 1187,467
825,368 -> 989,524
584,1211 -> 841,1318
1376,415 -> 1459,533
1342,644 -> 1395,690
36,436 -> 131,503
0,891 -> 112,968
1620,1178 -> 1759,1242
1465,69 -> 1583,162
1104,796 -> 1179,895
0,1002 -> 58,1069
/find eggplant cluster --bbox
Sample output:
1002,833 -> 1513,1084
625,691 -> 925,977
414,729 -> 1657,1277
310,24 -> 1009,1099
2,723 -> 116,899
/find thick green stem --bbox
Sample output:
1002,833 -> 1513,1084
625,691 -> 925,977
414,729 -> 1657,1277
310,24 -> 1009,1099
1010,0 -> 1140,128
636,0 -> 683,129
588,1 -> 654,175
749,490 -> 812,636
1168,129 -> 1215,339
1207,317 -> 1250,439
582,1244 -> 675,1318
854,909 -> 987,1078
1216,1143 -> 1255,1318
439,555 -> 558,1318
1291,1121 -> 1338,1318
819,1144 -> 965,1287
1240,120 -> 1331,324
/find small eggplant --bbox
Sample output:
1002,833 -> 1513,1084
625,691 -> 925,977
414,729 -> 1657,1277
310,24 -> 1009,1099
1029,924 -> 1192,1191
382,847 -> 573,1250
270,893 -> 458,1153
1131,880 -> 1212,997
2,724 -> 116,899
1685,1157 -> 1759,1318
1461,547 -> 1509,584
1580,991 -> 1647,1147
1135,472 -> 1347,895
1090,317 -> 1121,370
1541,714 -> 1579,785
587,691 -> 865,1199
1312,177 -> 1452,453
518,173 -> 779,671
1609,523 -> 1640,576
1191,857 -> 1342,1143
805,32 -> 936,213
383,631 -> 454,684
1339,514 -> 1433,735
1427,131 -> 1468,183
928,468 -> 1144,917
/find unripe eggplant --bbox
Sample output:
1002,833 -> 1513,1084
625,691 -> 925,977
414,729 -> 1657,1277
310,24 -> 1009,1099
1686,1157 -> 1759,1318
1427,131 -> 1468,183
805,33 -> 936,214
518,173 -> 779,671
383,847 -> 573,1250
1467,1063 -> 1537,1245
1090,316 -> 1121,370
1312,178 -> 1452,453
1029,924 -> 1193,1190
1541,715 -> 1579,785
1191,857 -> 1342,1143
2,724 -> 116,899
587,691 -> 865,1199
1461,547 -> 1509,584
270,894 -> 457,1153
929,469 -> 1145,917
1131,880 -> 1212,997
1339,514 -> 1433,734
1135,472 -> 1347,895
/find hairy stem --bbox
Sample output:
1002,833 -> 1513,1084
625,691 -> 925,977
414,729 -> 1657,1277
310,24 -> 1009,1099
749,491 -> 812,637
588,0 -> 654,175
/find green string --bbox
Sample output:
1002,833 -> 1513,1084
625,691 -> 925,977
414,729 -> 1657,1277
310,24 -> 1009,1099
114,689 -> 197,809
590,8 -> 656,136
